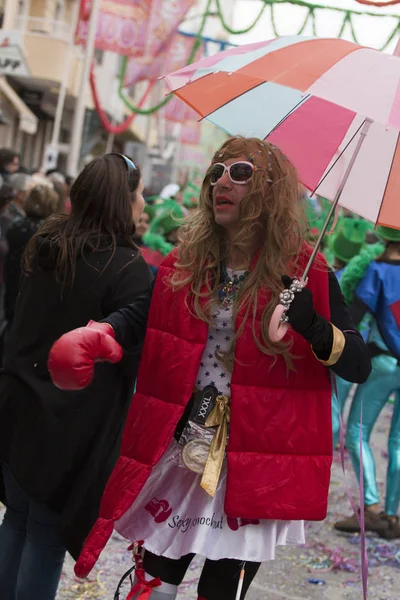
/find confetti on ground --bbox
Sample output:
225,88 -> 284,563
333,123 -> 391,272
1,405 -> 399,599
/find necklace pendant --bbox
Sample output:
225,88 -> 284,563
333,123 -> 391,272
218,265 -> 250,309
221,296 -> 232,308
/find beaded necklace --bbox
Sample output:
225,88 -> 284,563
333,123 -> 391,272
217,264 -> 249,308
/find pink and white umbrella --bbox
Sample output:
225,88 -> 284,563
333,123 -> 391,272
163,35 -> 400,231
163,35 -> 400,346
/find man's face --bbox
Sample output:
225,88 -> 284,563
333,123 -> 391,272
6,155 -> 19,174
136,212 -> 150,238
211,154 -> 252,232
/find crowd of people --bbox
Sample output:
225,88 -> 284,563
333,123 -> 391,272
0,149 -> 73,359
306,195 -> 400,540
0,138 -> 396,600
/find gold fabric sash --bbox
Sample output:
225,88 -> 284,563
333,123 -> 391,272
314,323 -> 346,366
200,394 -> 230,497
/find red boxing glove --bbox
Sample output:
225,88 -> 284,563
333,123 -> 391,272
48,320 -> 123,391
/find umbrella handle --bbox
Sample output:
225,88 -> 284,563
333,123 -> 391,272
269,305 -> 290,342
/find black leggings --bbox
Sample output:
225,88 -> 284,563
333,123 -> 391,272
143,551 -> 261,600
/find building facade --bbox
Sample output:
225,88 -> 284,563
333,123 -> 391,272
0,0 -> 144,172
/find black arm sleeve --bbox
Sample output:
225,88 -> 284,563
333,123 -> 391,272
302,272 -> 371,383
348,295 -> 368,326
102,279 -> 155,351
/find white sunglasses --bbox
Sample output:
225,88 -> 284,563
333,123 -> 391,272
210,161 -> 272,186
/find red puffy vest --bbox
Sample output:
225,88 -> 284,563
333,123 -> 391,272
139,246 -> 164,270
75,246 -> 332,577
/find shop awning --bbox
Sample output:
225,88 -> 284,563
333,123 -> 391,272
0,77 -> 38,135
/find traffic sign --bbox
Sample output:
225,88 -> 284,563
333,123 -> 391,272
0,31 -> 30,77
43,144 -> 59,172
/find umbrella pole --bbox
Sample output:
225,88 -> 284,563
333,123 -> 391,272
301,118 -> 373,284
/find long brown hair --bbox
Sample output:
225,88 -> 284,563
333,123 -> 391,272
24,154 -> 141,287
171,136 -> 308,369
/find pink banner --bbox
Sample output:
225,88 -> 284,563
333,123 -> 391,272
75,0 -> 150,56
144,0 -> 196,58
125,31 -> 202,87
162,96 -> 200,123
163,97 -> 187,122
75,0 -> 195,58
178,143 -> 208,169
165,120 -> 176,138
180,119 -> 202,145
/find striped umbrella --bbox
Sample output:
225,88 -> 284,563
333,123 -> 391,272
164,34 -> 400,352
163,35 -> 400,233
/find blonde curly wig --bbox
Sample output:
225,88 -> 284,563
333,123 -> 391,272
170,136 -> 308,369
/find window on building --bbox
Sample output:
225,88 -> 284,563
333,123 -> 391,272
60,127 -> 69,144
55,0 -> 64,22
94,49 -> 104,66
18,0 -> 27,16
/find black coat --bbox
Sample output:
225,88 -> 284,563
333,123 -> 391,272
4,215 -> 43,325
0,236 -> 152,558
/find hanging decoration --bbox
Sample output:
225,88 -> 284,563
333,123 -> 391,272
81,0 -> 200,133
89,71 -> 154,134
215,0 -> 400,52
75,0 -> 196,58
78,0 -> 92,21
118,0 -> 212,116
144,0 -> 198,59
180,119 -> 202,145
180,30 -> 235,56
355,1 -> 400,6
163,96 -> 199,123
125,31 -> 204,88
163,96 -> 194,123
75,0 -> 151,56
176,143 -> 208,170
87,0 -> 400,128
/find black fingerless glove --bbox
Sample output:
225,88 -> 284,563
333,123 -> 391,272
282,276 -> 333,361
282,275 -> 316,335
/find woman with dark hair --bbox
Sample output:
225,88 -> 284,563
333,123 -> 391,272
0,154 -> 151,600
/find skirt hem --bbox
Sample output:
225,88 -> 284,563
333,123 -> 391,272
136,536 -> 304,563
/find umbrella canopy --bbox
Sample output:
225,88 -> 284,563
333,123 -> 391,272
164,35 -> 400,230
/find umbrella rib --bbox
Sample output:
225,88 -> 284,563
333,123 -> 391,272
199,80 -> 268,121
311,118 -> 367,196
265,93 -> 311,138
375,130 -> 400,227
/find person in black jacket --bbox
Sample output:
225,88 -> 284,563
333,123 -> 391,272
0,153 -> 152,600
0,148 -> 19,181
4,184 -> 59,331
0,185 -> 15,326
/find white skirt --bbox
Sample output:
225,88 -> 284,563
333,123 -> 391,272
115,441 -> 305,562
